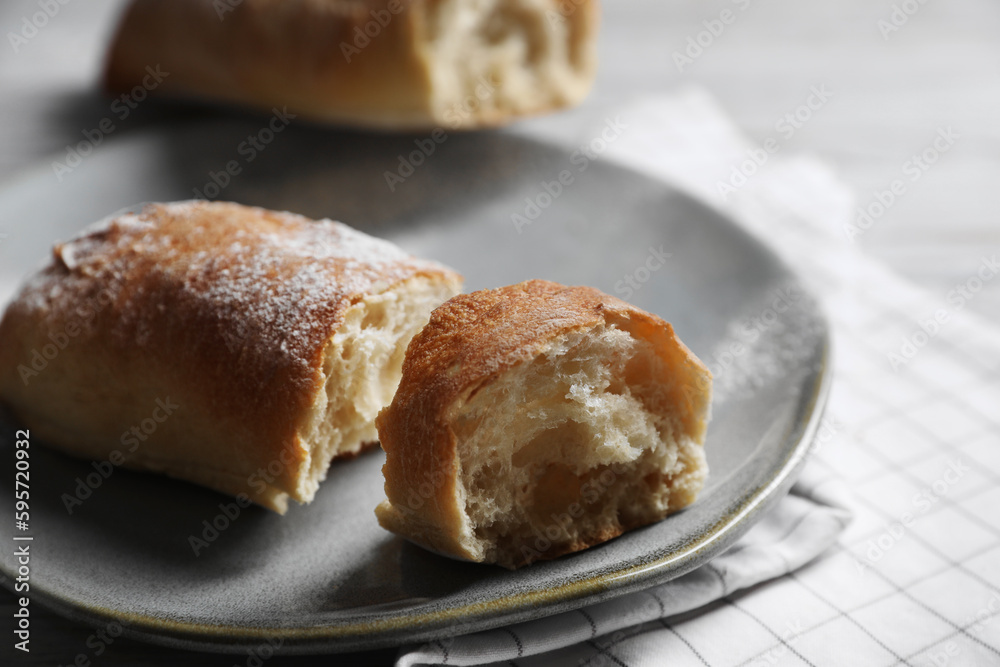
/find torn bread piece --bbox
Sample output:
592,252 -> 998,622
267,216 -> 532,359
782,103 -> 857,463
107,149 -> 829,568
0,201 -> 461,512
103,0 -> 599,130
376,279 -> 711,568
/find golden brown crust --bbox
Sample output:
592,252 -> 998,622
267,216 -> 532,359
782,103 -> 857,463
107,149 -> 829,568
375,280 -> 712,563
0,201 -> 460,511
103,0 -> 599,130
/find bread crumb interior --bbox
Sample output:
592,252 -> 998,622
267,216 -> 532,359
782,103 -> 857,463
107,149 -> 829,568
452,323 -> 707,566
302,278 -> 454,499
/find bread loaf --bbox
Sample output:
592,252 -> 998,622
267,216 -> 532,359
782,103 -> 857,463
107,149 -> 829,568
0,201 -> 461,512
104,0 -> 599,130
375,280 -> 711,568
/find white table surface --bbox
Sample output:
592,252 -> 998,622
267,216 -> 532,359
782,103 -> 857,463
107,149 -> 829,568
0,1 -> 997,665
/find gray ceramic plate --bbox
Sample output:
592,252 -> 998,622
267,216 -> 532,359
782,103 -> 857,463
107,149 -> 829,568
0,120 -> 830,654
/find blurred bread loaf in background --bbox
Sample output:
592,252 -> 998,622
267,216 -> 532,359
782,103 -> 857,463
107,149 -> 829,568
104,0 -> 599,130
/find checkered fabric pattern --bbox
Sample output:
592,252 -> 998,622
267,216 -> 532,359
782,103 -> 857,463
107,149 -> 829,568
395,90 -> 1000,667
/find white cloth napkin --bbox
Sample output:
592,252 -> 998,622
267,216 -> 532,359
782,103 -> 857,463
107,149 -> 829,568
396,467 -> 850,667
395,89 -> 1000,666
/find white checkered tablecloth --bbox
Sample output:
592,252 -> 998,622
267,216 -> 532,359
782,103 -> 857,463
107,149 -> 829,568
395,90 -> 1000,666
